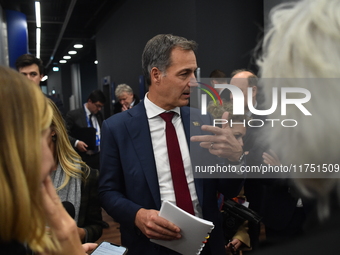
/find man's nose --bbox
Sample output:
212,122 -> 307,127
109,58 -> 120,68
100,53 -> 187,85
189,76 -> 198,87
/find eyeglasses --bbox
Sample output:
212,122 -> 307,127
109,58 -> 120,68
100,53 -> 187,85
94,103 -> 104,109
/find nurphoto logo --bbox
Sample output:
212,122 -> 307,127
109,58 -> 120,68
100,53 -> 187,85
198,83 -> 312,128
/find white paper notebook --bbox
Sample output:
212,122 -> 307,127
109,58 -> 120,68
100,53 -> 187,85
150,201 -> 214,255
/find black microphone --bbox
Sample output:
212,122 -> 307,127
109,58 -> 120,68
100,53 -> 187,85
62,201 -> 75,219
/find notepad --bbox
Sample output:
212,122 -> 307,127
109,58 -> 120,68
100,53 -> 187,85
150,201 -> 214,255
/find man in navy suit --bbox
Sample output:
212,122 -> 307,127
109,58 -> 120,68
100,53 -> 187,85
99,34 -> 244,255
66,90 -> 106,170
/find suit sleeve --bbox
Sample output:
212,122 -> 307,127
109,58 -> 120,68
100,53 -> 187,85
98,120 -> 142,230
78,168 -> 103,242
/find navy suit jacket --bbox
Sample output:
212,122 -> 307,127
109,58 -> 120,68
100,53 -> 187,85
99,102 -> 243,255
65,106 -> 104,148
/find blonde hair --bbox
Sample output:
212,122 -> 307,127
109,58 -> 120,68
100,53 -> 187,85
258,0 -> 340,219
48,99 -> 89,190
0,66 -> 57,252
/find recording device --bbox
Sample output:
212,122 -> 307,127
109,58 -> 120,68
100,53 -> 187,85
62,201 -> 75,219
91,241 -> 128,255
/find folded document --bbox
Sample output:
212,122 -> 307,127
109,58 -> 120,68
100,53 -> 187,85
151,201 -> 214,255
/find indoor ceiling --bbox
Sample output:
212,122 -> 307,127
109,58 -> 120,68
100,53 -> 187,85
1,0 -> 126,71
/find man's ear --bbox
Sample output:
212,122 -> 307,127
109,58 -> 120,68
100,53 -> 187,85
252,86 -> 257,98
211,79 -> 218,86
150,67 -> 162,85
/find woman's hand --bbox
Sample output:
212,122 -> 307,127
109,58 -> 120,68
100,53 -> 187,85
82,243 -> 98,254
41,176 -> 85,254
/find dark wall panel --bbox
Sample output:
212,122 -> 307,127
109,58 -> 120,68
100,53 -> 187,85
80,62 -> 98,103
196,0 -> 263,77
96,0 -> 263,99
96,0 -> 196,98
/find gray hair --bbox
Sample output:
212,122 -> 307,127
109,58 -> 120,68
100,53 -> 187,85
258,0 -> 340,220
115,84 -> 133,98
142,34 -> 198,86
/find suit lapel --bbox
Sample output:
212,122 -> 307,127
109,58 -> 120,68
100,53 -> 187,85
181,107 -> 204,207
181,107 -> 190,145
81,106 -> 89,127
125,102 -> 161,208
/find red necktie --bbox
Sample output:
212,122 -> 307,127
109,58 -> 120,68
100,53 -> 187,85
159,112 -> 195,215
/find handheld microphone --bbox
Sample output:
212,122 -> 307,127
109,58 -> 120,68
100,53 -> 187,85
62,201 -> 75,219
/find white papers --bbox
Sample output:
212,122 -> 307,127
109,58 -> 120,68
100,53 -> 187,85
151,201 -> 214,254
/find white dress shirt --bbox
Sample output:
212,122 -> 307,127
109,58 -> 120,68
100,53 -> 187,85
84,104 -> 101,153
144,93 -> 202,217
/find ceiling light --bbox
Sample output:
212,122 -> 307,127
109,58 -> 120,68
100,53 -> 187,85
74,44 -> 83,49
53,67 -> 59,72
59,60 -> 67,63
36,28 -> 41,59
68,50 -> 77,55
63,56 -> 71,59
35,1 -> 41,28
94,60 -> 98,64
41,75 -> 48,81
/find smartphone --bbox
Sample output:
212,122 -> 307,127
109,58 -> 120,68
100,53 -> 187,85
91,241 -> 128,255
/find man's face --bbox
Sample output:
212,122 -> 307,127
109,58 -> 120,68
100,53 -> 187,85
18,64 -> 43,86
118,92 -> 134,107
87,100 -> 104,114
151,47 -> 197,110
230,124 -> 246,147
230,71 -> 255,110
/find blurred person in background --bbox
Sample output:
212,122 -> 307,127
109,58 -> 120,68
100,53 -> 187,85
113,83 -> 140,114
15,54 -> 65,116
66,90 -> 106,171
255,0 -> 340,254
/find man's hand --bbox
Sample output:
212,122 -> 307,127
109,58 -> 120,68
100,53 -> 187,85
122,104 -> 130,111
76,141 -> 88,152
226,238 -> 243,254
190,112 -> 243,162
263,149 -> 281,166
135,208 -> 181,240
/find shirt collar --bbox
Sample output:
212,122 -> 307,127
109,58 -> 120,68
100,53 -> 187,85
246,101 -> 257,117
84,103 -> 91,116
144,92 -> 181,119
130,99 -> 136,108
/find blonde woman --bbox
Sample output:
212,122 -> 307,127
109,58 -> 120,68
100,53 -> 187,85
0,66 -> 96,254
48,99 -> 103,243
